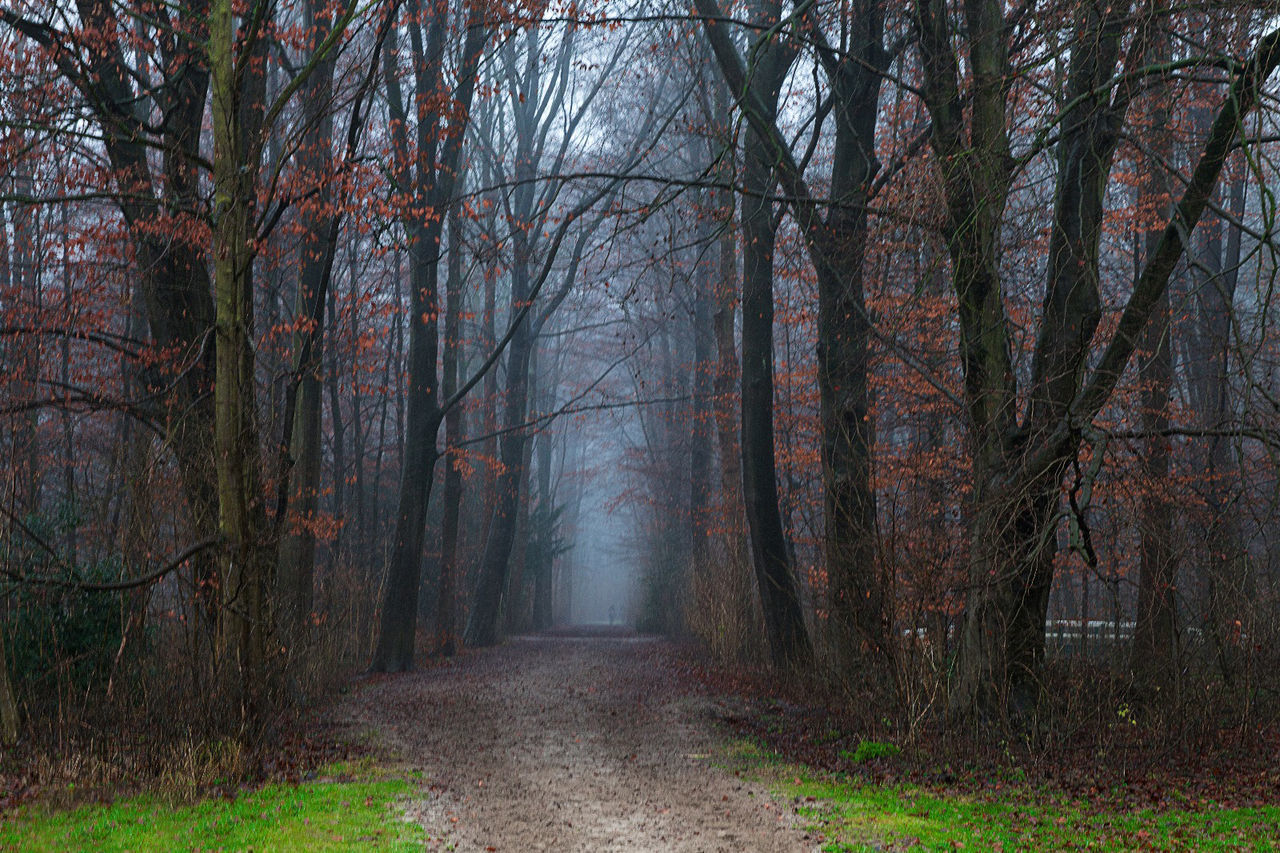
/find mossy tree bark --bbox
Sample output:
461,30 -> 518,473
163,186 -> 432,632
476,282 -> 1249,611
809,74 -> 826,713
210,0 -> 272,714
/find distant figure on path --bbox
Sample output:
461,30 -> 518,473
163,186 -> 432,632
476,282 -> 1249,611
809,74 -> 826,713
608,604 -> 617,626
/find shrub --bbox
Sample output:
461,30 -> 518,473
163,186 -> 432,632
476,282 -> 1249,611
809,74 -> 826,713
3,507 -> 126,697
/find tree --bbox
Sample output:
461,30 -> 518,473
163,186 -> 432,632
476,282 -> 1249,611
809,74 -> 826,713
4,0 -> 222,625
464,21 -> 646,646
910,0 -> 1280,722
702,0 -> 814,667
371,0 -> 491,672
275,0 -> 343,645
697,0 -> 897,673
1129,21 -> 1177,697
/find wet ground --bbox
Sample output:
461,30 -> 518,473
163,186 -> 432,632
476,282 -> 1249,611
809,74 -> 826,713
338,630 -> 818,851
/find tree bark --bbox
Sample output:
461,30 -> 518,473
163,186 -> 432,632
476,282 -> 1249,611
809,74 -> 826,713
463,217 -> 536,647
531,383 -> 556,631
949,0 -> 1124,722
10,158 -> 41,514
696,0 -> 887,672
910,3 -> 1280,724
736,16 -> 812,668
436,203 -> 466,657
464,26 -> 569,647
1130,40 -> 1178,696
808,1 -> 888,676
27,0 -> 223,625
210,0 -> 272,714
277,0 -> 338,643
690,192 -> 715,565
371,0 -> 488,671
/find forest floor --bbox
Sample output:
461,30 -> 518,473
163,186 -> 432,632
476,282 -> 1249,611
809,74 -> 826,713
6,630 -> 1280,850
338,627 -> 819,851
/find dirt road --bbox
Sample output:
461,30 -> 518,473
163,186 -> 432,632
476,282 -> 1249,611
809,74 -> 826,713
338,631 -> 819,851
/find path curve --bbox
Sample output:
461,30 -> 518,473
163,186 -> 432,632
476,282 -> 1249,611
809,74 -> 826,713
338,632 -> 818,851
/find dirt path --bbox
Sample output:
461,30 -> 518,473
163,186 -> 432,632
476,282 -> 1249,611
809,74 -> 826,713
338,631 -> 819,851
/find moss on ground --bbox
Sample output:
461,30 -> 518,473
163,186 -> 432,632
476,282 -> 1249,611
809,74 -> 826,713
722,739 -> 1280,852
0,762 -> 422,852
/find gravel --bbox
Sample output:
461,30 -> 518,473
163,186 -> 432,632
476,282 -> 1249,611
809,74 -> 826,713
337,633 -> 819,852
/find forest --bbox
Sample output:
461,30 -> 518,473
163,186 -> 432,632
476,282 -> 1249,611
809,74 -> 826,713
2,0 -> 1280,848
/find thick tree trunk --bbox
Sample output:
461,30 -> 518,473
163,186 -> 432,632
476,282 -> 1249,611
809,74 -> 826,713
738,30 -> 812,668
1192,172 -> 1247,685
371,1 -> 489,670
370,223 -> 442,671
946,21 -> 1280,724
210,0 -> 272,714
697,0 -> 886,673
463,28 -> 557,647
1132,286 -> 1176,695
952,471 -> 1060,721
55,0 -> 222,628
809,5 -> 888,673
371,46 -> 442,666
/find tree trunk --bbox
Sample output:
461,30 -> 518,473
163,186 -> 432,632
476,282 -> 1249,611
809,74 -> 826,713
464,28 -> 551,647
690,192 -> 715,565
945,19 -> 1280,724
370,0 -> 488,671
11,157 -> 41,514
59,205 -> 76,559
1188,154 -> 1247,684
737,25 -> 812,668
326,283 -> 348,550
436,203 -> 466,657
464,229 -> 535,647
371,215 -> 442,672
809,1 -> 888,675
1130,56 -> 1178,697
277,0 -> 338,642
56,0 -> 222,629
349,239 -> 369,567
531,392 -> 556,632
210,0 -> 272,714
712,177 -> 741,521
696,0 -> 887,672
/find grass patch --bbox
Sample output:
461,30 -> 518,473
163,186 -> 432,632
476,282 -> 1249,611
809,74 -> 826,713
0,762 -> 422,852
723,740 -> 1280,851
842,740 -> 901,764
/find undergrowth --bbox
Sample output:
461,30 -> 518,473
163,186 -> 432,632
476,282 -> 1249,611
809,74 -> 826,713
720,739 -> 1280,851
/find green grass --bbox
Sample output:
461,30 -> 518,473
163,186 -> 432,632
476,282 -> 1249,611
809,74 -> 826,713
722,740 -> 1280,851
0,764 -> 423,852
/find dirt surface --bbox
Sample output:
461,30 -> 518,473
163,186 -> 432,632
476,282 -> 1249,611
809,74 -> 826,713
338,632 -> 820,851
